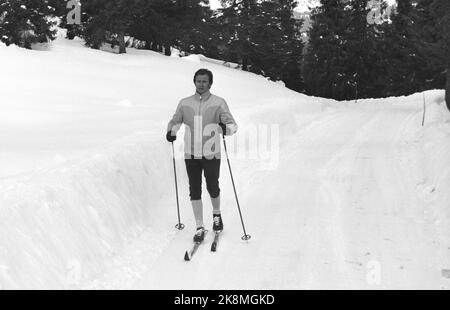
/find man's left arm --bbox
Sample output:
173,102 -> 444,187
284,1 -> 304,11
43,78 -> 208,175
219,100 -> 238,136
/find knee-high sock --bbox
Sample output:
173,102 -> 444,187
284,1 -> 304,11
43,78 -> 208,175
211,195 -> 221,215
191,200 -> 204,228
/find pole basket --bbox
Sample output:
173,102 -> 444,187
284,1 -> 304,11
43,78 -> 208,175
175,223 -> 185,230
175,223 -> 184,230
241,235 -> 251,241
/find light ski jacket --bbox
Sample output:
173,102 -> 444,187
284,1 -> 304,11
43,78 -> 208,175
167,90 -> 238,159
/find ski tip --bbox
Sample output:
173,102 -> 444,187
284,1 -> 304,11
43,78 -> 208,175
184,251 -> 191,261
211,243 -> 217,252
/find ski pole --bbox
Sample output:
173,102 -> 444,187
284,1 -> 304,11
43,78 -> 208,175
222,136 -> 251,241
172,142 -> 185,230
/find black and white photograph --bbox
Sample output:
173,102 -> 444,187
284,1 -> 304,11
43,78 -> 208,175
0,0 -> 449,293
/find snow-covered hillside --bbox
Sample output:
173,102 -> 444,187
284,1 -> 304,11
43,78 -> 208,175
0,32 -> 449,289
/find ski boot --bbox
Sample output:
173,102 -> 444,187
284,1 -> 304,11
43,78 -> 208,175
213,214 -> 223,232
193,227 -> 206,243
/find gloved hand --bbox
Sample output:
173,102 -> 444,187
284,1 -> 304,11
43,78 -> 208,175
166,131 -> 176,142
219,122 -> 228,136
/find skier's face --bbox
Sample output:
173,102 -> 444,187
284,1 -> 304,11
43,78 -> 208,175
195,74 -> 211,95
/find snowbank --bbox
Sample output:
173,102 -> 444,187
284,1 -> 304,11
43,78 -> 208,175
0,133 -> 172,288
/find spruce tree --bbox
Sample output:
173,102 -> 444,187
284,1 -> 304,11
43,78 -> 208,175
127,0 -> 164,52
303,0 -> 349,99
81,0 -> 212,56
277,0 -> 305,92
305,0 -> 389,100
343,0 -> 386,99
163,0 -> 213,56
0,0 -> 57,49
47,0 -> 83,40
83,0 -> 146,53
217,0 -> 303,90
430,0 -> 450,111
219,0 -> 260,71
410,0 -> 446,94
378,0 -> 423,96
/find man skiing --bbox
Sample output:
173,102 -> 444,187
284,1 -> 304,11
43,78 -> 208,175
166,69 -> 238,243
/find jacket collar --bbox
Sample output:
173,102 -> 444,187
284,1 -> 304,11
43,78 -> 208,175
195,90 -> 212,101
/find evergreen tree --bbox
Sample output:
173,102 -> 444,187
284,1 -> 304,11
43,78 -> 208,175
157,0 -> 213,56
335,0 -> 381,99
409,0 -> 446,96
217,0 -> 303,91
250,0 -> 286,77
380,0 -> 424,97
430,0 -> 450,111
254,0 -> 304,90
124,0 -> 165,52
83,0 -> 144,53
81,0 -> 212,55
277,0 -> 305,92
47,0 -> 83,40
305,0 -> 387,100
185,5 -> 222,58
219,0 -> 260,71
303,0 -> 349,99
0,0 -> 57,49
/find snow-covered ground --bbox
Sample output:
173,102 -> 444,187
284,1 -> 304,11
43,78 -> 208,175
0,32 -> 449,290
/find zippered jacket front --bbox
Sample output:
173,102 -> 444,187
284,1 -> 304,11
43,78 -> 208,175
167,90 -> 238,159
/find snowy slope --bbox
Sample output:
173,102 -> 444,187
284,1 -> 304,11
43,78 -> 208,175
1,33 -> 449,289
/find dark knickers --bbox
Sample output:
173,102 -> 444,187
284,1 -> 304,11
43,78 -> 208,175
185,157 -> 221,201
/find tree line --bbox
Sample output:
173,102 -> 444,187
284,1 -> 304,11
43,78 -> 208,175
0,0 -> 448,110
305,0 -> 449,108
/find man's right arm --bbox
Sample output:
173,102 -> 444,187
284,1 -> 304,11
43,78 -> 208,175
167,101 -> 184,136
